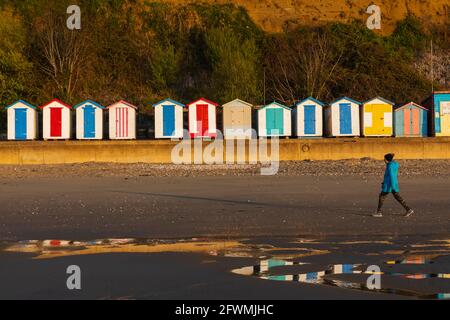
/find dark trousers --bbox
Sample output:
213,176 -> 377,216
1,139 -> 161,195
377,192 -> 411,212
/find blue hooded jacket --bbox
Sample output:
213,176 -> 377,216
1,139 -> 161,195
382,161 -> 400,193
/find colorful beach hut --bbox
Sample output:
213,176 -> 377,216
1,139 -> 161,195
222,99 -> 253,139
324,97 -> 361,137
74,100 -> 104,140
153,98 -> 184,139
361,97 -> 394,137
292,97 -> 324,138
422,91 -> 450,136
107,100 -> 137,140
40,99 -> 72,140
394,102 -> 428,137
187,98 -> 218,138
257,102 -> 292,137
6,100 -> 38,140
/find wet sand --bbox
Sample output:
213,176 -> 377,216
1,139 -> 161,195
0,174 -> 449,240
0,162 -> 449,300
0,237 -> 448,300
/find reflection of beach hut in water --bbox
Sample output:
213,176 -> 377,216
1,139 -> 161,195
40,99 -> 72,140
153,98 -> 184,139
292,97 -> 325,138
74,100 -> 104,140
107,100 -> 137,140
257,102 -> 292,137
394,102 -> 428,137
187,98 -> 219,139
6,100 -> 38,140
222,99 -> 253,139
324,97 -> 361,137
361,97 -> 394,137
422,91 -> 450,136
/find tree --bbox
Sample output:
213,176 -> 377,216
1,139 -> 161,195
31,8 -> 90,101
265,30 -> 342,104
205,26 -> 262,103
0,7 -> 33,107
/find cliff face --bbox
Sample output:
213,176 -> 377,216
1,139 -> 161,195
160,0 -> 449,34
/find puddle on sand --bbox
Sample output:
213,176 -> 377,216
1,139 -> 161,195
1,238 -> 330,260
2,238 -> 245,259
232,257 -> 450,300
2,237 -> 450,300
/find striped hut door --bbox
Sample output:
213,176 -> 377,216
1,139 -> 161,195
115,107 -> 129,138
403,108 -> 411,136
412,108 -> 420,136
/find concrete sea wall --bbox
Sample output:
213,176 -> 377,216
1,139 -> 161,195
0,138 -> 449,165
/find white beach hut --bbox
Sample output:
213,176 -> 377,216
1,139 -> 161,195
40,99 -> 72,140
257,102 -> 292,137
324,97 -> 361,137
74,100 -> 104,140
153,98 -> 184,139
107,100 -> 137,140
293,97 -> 325,138
6,100 -> 38,140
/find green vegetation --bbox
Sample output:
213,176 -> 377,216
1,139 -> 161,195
0,0 -> 447,129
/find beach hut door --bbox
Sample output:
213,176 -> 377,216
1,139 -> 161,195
304,105 -> 316,134
83,105 -> 96,138
339,104 -> 352,134
196,104 -> 209,136
231,107 -> 244,134
163,105 -> 175,136
404,107 -> 420,136
50,108 -> 62,137
15,108 -> 27,140
115,107 -> 129,138
267,108 -> 284,135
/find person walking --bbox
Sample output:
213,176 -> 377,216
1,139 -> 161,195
373,153 -> 414,218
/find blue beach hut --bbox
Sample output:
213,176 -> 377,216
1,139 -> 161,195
74,100 -> 105,140
6,100 -> 38,140
324,97 -> 361,137
153,98 -> 185,139
293,97 -> 325,137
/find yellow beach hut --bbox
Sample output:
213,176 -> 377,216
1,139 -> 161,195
361,97 -> 394,137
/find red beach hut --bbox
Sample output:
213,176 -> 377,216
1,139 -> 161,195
187,98 -> 219,138
40,98 -> 72,140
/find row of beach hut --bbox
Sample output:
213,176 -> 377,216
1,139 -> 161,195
5,92 -> 450,140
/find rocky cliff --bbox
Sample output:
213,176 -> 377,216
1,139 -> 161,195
160,0 -> 449,34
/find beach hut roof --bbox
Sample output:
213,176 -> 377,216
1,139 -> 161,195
222,99 -> 253,108
260,101 -> 291,110
39,98 -> 72,109
152,98 -> 184,108
5,100 -> 37,110
107,100 -> 138,109
395,101 -> 429,111
330,96 -> 361,106
294,96 -> 325,107
186,97 -> 219,107
431,90 -> 450,94
363,96 -> 395,105
73,99 -> 104,109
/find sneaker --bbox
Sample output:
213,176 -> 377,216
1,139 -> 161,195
404,209 -> 414,217
372,212 -> 383,218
